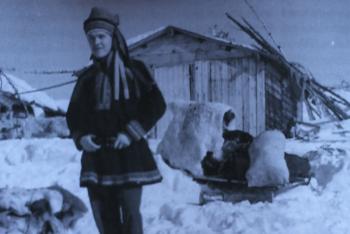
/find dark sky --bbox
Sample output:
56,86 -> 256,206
0,0 -> 349,99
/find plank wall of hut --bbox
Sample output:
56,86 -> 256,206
129,26 -> 303,138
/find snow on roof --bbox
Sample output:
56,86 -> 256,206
127,25 -> 256,51
0,72 -> 59,111
203,32 -> 256,50
127,26 -> 167,46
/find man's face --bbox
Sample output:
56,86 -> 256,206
86,29 -> 113,59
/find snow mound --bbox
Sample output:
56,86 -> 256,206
0,139 -> 79,188
305,145 -> 347,190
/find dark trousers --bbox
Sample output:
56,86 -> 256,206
87,185 -> 143,234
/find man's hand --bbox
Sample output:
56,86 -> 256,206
113,132 -> 131,149
80,134 -> 101,152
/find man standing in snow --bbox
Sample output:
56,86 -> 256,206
66,7 -> 166,234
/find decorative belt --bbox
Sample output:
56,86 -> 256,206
92,136 -> 117,149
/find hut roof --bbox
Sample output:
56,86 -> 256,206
126,25 -> 297,79
127,25 -> 256,53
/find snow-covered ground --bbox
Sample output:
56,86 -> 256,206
0,117 -> 350,234
0,84 -> 349,233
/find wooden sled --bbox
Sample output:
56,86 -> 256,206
192,175 -> 311,205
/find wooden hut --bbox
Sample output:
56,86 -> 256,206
128,26 -> 304,137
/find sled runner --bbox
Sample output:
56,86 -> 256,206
192,174 -> 311,205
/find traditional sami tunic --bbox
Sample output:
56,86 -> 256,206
66,59 -> 166,187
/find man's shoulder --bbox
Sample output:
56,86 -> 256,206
129,59 -> 148,71
72,64 -> 96,80
129,59 -> 155,85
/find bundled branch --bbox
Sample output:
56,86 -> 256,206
311,80 -> 350,107
225,13 -> 350,121
307,80 -> 349,120
225,14 -> 288,65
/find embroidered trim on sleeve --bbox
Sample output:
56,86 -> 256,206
126,120 -> 147,141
